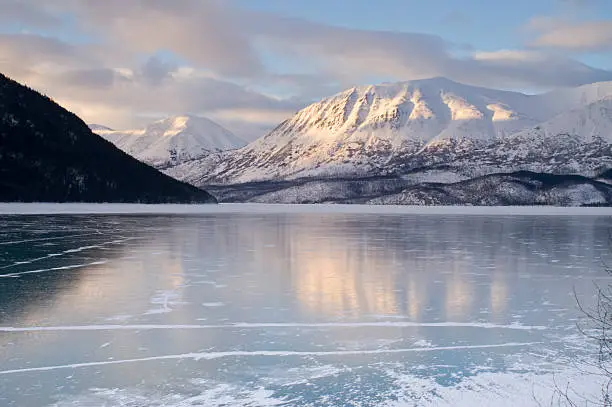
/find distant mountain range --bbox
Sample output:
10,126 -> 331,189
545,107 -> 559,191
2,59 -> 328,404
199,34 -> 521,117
4,70 -> 610,206
0,73 -> 216,203
91,115 -> 245,169
162,77 -> 612,206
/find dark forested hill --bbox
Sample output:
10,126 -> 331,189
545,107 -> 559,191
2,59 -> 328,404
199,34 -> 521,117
0,73 -> 216,203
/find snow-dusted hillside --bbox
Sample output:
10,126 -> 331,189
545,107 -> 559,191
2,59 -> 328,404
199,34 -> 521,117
538,81 -> 612,116
91,115 -> 245,169
385,98 -> 612,181
509,97 -> 612,144
166,78 -> 612,189
367,172 -> 611,206
202,171 -> 611,206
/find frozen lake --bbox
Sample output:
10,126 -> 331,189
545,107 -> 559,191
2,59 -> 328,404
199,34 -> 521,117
0,204 -> 611,406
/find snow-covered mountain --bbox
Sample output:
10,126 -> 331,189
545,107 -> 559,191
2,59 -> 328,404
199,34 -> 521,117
166,78 -> 612,190
91,115 -> 246,169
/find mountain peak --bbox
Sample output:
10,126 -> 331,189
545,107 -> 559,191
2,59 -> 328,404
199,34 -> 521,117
275,77 -> 539,148
95,114 -> 246,168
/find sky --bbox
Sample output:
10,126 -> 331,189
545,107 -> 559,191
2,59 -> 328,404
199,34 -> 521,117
1,0 -> 611,140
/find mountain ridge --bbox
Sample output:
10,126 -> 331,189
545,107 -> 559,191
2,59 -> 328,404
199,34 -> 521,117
165,77 -> 612,188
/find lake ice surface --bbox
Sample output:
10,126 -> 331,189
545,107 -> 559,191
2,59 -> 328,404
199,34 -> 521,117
0,204 -> 611,406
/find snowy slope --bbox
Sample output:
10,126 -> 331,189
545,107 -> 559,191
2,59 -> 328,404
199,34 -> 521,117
508,97 -> 612,144
408,98 -> 612,178
188,78 -> 546,183
167,78 -> 612,186
537,81 -> 612,117
92,115 -> 245,169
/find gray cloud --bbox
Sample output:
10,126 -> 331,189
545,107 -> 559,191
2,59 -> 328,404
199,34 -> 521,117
43,0 -> 612,88
0,1 -> 61,28
246,13 -> 612,89
55,68 -> 118,89
458,49 -> 612,87
61,0 -> 264,78
139,57 -> 178,86
248,14 -> 452,81
527,18 -> 612,52
0,33 -> 87,66
3,60 -> 300,139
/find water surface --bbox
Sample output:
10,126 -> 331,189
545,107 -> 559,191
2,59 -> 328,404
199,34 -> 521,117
0,206 -> 610,406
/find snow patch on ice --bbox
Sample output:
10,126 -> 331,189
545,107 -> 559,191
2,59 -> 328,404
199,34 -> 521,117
413,339 -> 434,348
51,384 -> 283,407
46,360 -> 608,407
145,290 -> 186,315
384,367 -> 607,407
202,302 -> 224,307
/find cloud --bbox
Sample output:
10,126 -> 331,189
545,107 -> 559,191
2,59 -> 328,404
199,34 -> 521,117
50,72 -> 299,123
0,1 -> 62,28
242,10 -> 612,89
249,16 -> 612,89
0,34 -> 88,67
38,0 -> 612,88
527,18 -> 612,52
15,63 -> 302,139
139,57 -> 178,86
211,107 -> 296,126
60,0 -> 264,78
248,14 -> 452,82
467,49 -> 612,87
55,68 -> 118,89
1,0 -> 612,139
209,108 -> 297,141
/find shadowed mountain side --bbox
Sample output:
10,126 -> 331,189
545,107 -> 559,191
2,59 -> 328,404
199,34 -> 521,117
205,171 -> 612,206
0,73 -> 216,203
